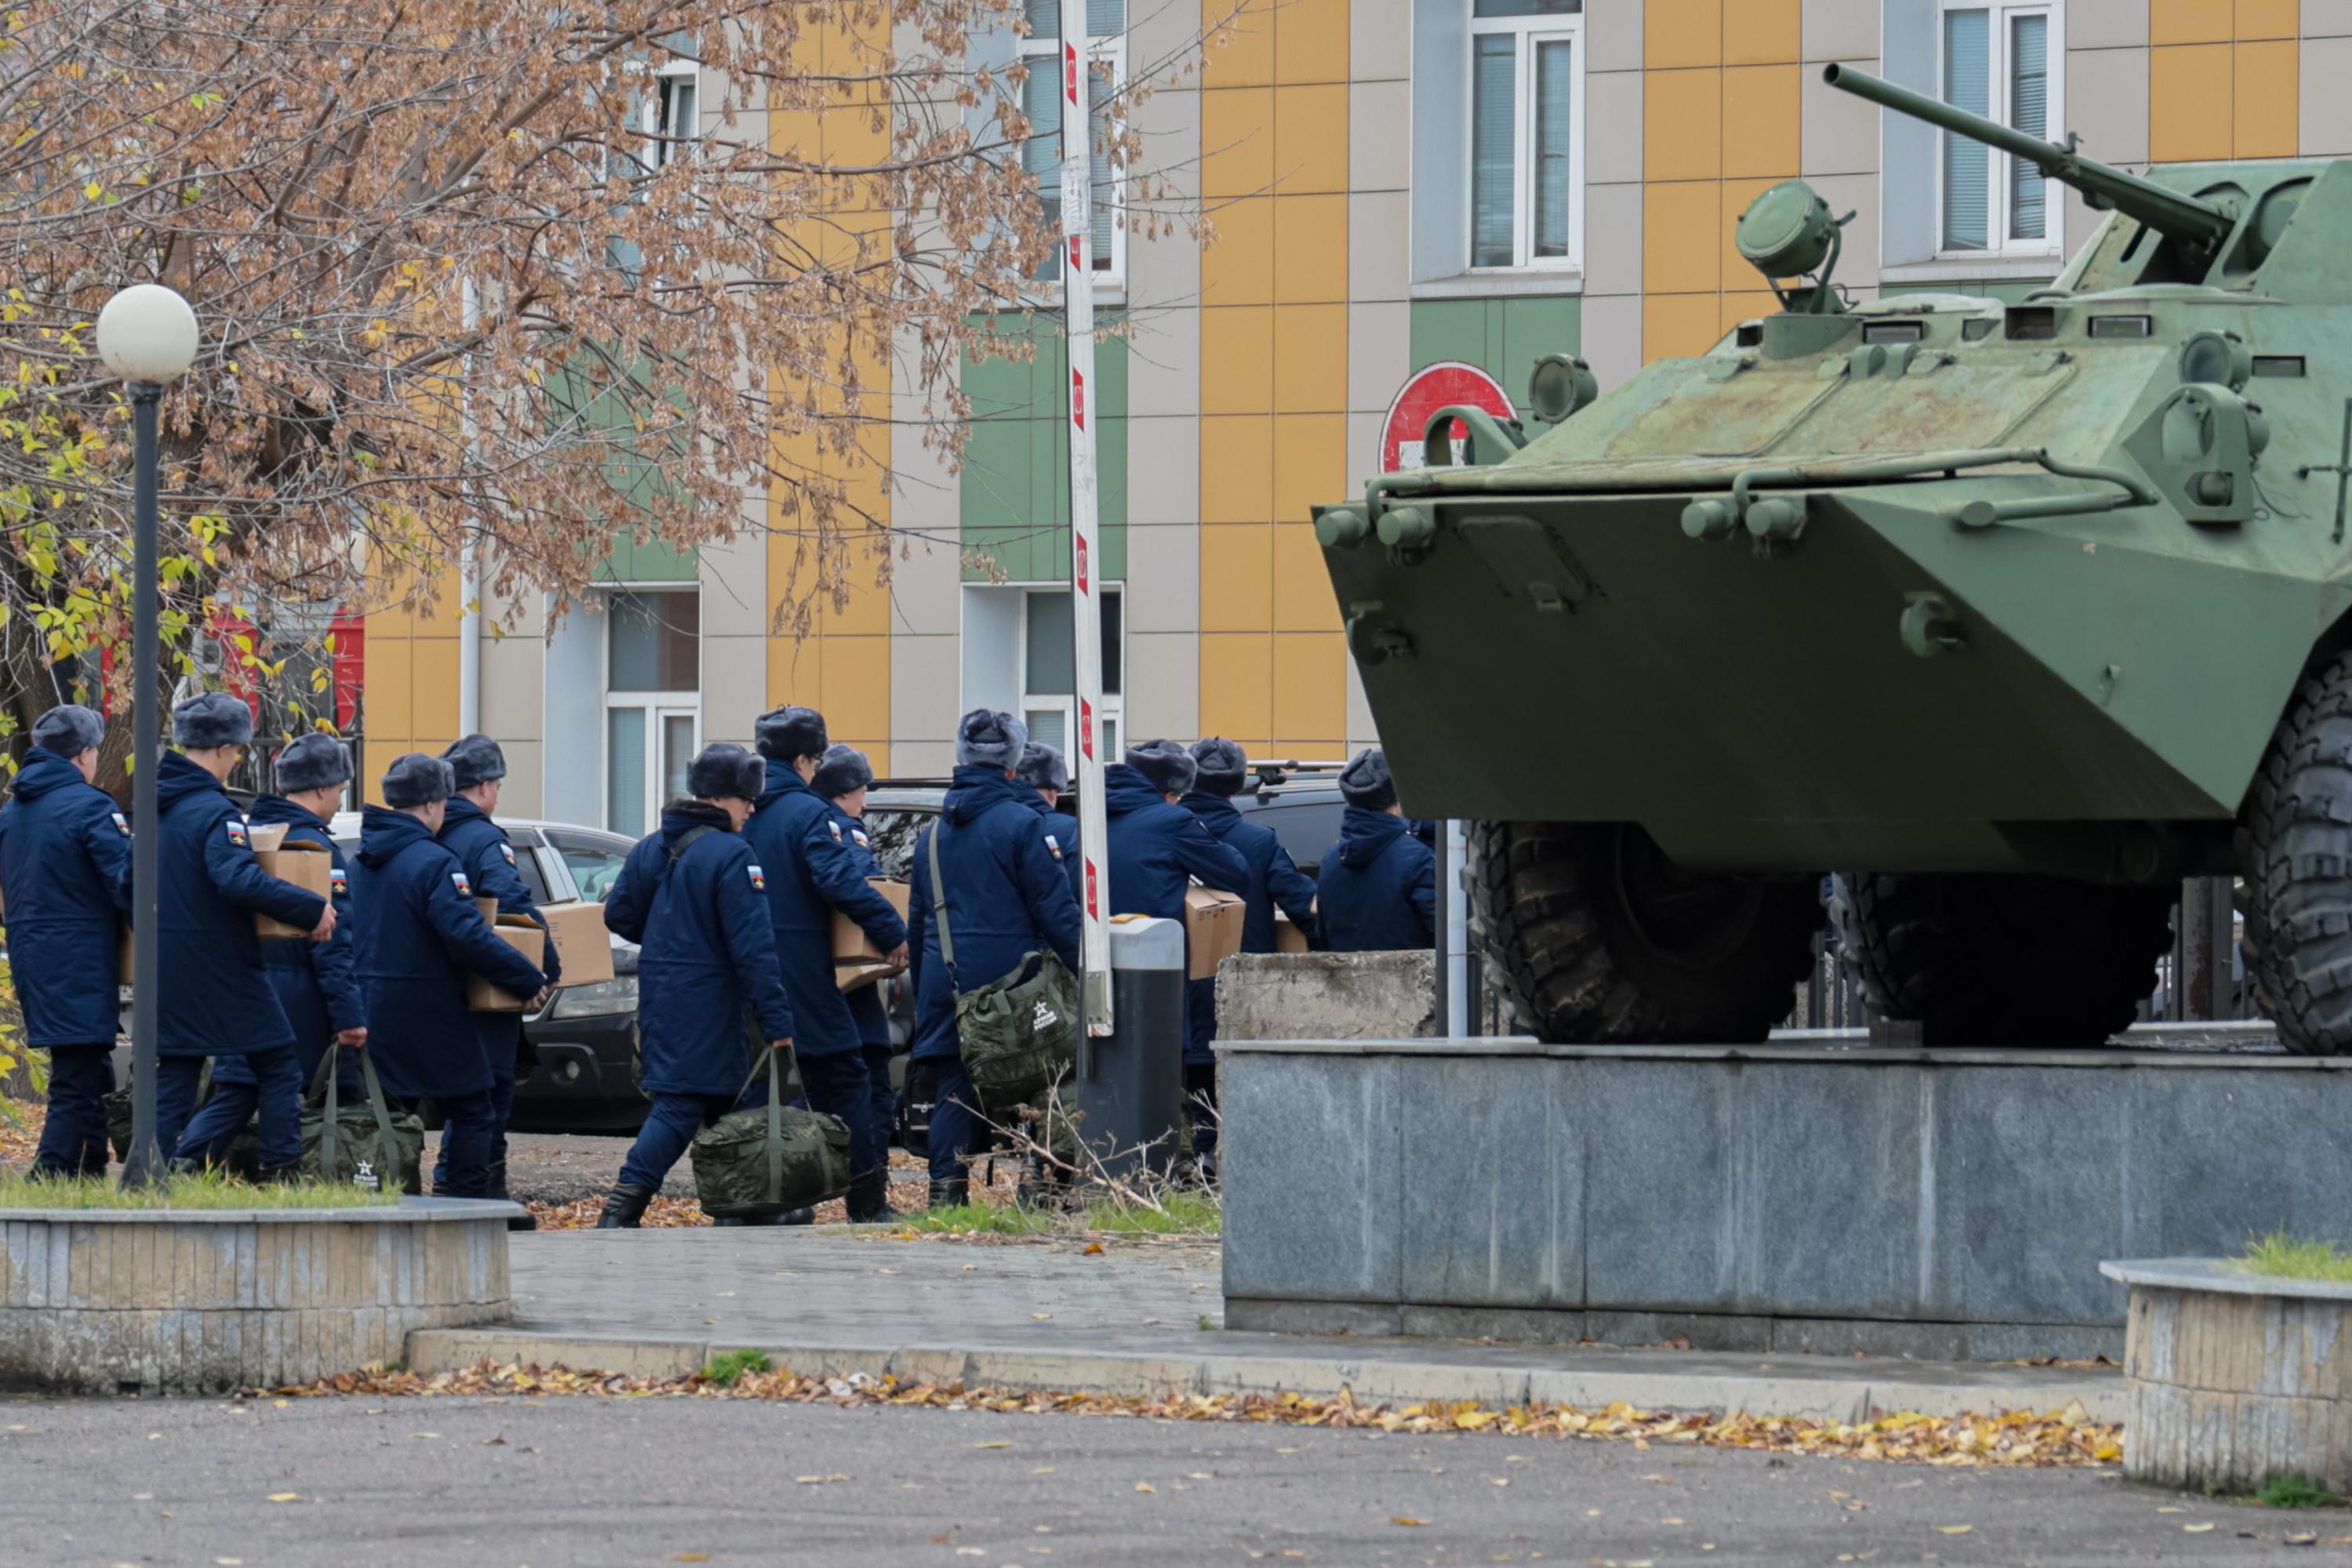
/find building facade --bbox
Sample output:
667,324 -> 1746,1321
360,0 -> 2343,831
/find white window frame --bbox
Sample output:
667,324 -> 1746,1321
1018,13 -> 1127,284
1934,0 -> 2063,262
1017,583 -> 1123,760
599,586 -> 702,839
1465,5 -> 1585,275
648,57 -> 699,172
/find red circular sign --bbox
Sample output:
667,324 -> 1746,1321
1381,361 -> 1518,474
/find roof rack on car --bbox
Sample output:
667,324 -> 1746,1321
1248,759 -> 1352,789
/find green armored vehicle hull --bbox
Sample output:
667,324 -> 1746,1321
1318,66 -> 2352,1052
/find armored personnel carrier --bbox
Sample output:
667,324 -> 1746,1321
1316,65 -> 2352,1052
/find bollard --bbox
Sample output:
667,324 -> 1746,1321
1076,916 -> 1185,1181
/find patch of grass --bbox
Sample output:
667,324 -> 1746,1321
905,1203 -> 1054,1236
2238,1231 -> 2352,1283
701,1348 -> 772,1388
0,1171 -> 400,1210
1082,1191 -> 1221,1236
2257,1472 -> 2342,1509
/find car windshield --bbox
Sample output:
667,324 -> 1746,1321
862,808 -> 935,880
546,828 -> 633,902
1236,795 -> 1345,875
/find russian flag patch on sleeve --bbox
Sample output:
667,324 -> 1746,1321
747,864 -> 767,891
452,871 -> 473,895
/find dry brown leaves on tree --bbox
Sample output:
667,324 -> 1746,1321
271,1360 -> 2125,1469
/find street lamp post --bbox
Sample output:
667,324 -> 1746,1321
94,283 -> 199,1189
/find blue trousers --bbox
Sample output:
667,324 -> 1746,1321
434,1069 -> 514,1192
32,1042 -> 113,1178
862,1044 -> 898,1165
161,1049 -> 301,1171
419,1089 -> 499,1198
924,1061 -> 983,1185
617,1090 -> 745,1193
800,1049 -> 884,1183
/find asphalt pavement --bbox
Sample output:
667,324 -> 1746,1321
2,1391 -> 2335,1568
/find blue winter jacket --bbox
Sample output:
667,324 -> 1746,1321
438,797 -> 559,1074
351,805 -> 547,1100
1180,790 -> 1320,1062
1022,792 -> 1087,907
1102,767 -> 1249,922
606,802 -> 797,1096
0,746 -> 130,1047
906,766 -> 1083,1062
1317,806 -> 1437,953
154,750 -> 328,1059
743,761 -> 907,1058
825,802 -> 894,1050
212,793 -> 364,1089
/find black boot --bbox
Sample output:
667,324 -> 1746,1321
927,1177 -> 969,1211
256,1162 -> 304,1186
595,1185 -> 654,1229
491,1160 -> 536,1231
779,1207 -> 815,1226
846,1169 -> 904,1224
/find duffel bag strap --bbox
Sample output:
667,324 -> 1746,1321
768,1041 -> 789,1208
927,827 -> 958,989
358,1048 -> 398,1157
316,1047 -> 342,1175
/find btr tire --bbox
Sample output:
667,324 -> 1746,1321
1468,821 -> 1820,1044
2245,650 -> 2352,1056
1830,873 -> 2173,1047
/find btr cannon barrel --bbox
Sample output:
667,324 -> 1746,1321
1823,64 -> 2235,256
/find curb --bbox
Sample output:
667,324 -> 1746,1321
405,1327 -> 2127,1425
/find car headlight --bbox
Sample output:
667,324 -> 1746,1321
547,976 -> 638,1019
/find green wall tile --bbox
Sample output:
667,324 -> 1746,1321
961,311 -> 1128,583
1408,297 -> 1582,418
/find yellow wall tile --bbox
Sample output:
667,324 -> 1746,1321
820,536 -> 895,637
1644,180 -> 1723,295
2151,44 -> 2235,161
2151,0 -> 2234,42
1200,525 -> 1275,631
1721,67 -> 1800,180
1646,0 -> 1722,68
1271,413 -> 1348,525
1719,177 -> 1781,291
364,632 -> 414,744
411,635 -> 461,757
1271,632 -> 1345,742
1205,0 -> 1276,87
1721,290 -> 1782,333
768,634 -> 819,710
1203,89 -> 1275,198
1272,526 -> 1341,633
2234,40 -> 2298,156
1645,69 -> 1724,182
1273,85 -> 1350,194
1723,0 -> 1800,64
1203,196 -> 1275,307
2237,0 -> 2299,38
1201,307 -> 1275,414
1273,0 -> 1348,85
1199,633 -> 1274,739
1272,303 -> 1348,412
818,637 -> 890,739
1644,293 -> 1726,361
1273,194 -> 1348,304
1201,416 -> 1276,522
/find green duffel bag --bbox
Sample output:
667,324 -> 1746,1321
300,1048 -> 424,1196
927,830 -> 1079,1109
106,1063 -> 259,1176
691,1047 -> 851,1221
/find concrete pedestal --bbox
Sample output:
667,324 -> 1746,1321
1218,1040 -> 2352,1361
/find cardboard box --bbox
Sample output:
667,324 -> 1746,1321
537,900 -> 615,985
1274,909 -> 1310,954
833,879 -> 912,992
1185,885 -> 1247,981
252,841 -> 333,939
466,914 -> 548,1012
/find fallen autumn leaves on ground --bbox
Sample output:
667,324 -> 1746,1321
267,1360 -> 2124,1468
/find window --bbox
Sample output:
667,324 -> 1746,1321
1019,586 -> 1122,760
602,590 -> 699,837
547,828 -> 635,904
651,64 -> 699,172
1937,2 -> 2059,256
1468,0 -> 1583,271
1021,0 -> 1123,282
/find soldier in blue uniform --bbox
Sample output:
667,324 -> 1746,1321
151,693 -> 336,1172
176,733 -> 365,1169
906,711 -> 1083,1207
812,742 -> 907,1222
435,735 -> 559,1221
0,705 -> 129,1177
597,744 -> 796,1229
1316,749 -> 1437,953
1103,740 -> 1249,1054
744,707 -> 908,1214
1014,742 -> 1083,906
351,753 -> 547,1198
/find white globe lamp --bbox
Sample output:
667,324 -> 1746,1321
96,283 -> 199,385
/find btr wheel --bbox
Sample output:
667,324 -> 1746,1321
2245,650 -> 2352,1055
1831,873 -> 2173,1047
1469,821 -> 1821,1044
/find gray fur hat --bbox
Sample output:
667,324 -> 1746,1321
955,709 -> 1027,770
441,733 -> 508,790
31,703 -> 104,757
381,752 -> 456,810
687,742 -> 764,802
274,733 -> 354,794
1338,747 -> 1398,811
755,705 -> 829,763
1014,742 -> 1069,793
172,691 -> 253,750
1123,739 -> 1196,797
810,742 -> 874,800
1189,737 -> 1249,797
